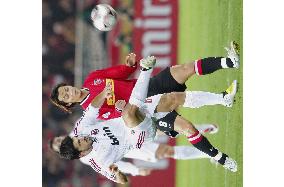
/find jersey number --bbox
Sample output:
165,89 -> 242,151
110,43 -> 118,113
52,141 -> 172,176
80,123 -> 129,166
159,121 -> 168,127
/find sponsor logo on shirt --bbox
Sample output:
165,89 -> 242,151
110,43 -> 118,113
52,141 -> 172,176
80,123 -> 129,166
103,126 -> 119,145
106,79 -> 115,105
93,79 -> 102,85
102,112 -> 111,119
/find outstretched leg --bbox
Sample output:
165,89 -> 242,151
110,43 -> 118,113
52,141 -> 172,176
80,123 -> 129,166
154,124 -> 219,160
123,56 -> 156,127
155,144 -> 209,160
155,80 -> 238,112
173,115 -> 237,172
169,41 -> 240,84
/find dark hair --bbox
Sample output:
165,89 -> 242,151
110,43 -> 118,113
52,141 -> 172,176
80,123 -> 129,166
50,83 -> 77,113
59,136 -> 80,160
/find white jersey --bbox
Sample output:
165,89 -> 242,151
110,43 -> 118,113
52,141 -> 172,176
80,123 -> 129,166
80,149 -> 117,182
72,105 -> 157,181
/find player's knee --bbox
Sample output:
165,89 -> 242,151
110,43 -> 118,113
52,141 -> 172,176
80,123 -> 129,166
161,92 -> 178,111
166,93 -> 180,110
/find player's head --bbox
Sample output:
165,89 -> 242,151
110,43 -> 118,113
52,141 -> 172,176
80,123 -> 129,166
50,83 -> 81,113
59,136 -> 93,160
49,136 -> 66,153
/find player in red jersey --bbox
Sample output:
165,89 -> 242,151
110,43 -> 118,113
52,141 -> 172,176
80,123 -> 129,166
51,41 -> 239,137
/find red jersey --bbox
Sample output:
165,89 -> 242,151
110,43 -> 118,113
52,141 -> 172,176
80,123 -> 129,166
80,64 -> 137,120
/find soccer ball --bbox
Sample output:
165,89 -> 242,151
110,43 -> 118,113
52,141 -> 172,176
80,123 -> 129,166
91,4 -> 118,31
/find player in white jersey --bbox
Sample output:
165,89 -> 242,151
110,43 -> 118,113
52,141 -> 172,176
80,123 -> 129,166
50,124 -> 218,176
57,59 -> 167,183
57,56 -> 237,183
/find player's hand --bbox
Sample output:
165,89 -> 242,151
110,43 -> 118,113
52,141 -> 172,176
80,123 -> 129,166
138,168 -> 152,176
103,83 -> 113,99
115,100 -> 126,112
109,164 -> 128,184
125,53 -> 136,67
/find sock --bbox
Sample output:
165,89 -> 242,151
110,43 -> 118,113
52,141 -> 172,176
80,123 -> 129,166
194,57 -> 234,75
187,131 -> 228,165
129,68 -> 153,107
183,91 -> 225,108
173,146 -> 210,160
213,152 -> 228,165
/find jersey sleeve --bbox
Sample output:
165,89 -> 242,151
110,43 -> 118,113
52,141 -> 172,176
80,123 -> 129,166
85,158 -> 118,183
87,64 -> 137,80
115,161 -> 139,176
81,105 -> 100,124
72,106 -> 100,136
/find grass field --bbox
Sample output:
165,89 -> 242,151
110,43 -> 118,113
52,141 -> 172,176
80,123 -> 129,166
176,0 -> 243,187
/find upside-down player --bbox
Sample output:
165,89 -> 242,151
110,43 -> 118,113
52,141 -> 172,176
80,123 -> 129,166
50,124 -> 218,177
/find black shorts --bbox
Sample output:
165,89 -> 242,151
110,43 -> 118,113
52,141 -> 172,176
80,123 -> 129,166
154,110 -> 180,138
147,67 -> 186,97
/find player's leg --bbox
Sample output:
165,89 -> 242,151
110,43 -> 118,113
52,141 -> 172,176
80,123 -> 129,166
123,56 -> 156,127
128,56 -> 155,109
155,80 -> 238,112
173,115 -> 237,172
124,142 -> 209,162
170,41 -> 240,84
153,111 -> 237,171
155,144 -> 209,160
146,41 -> 240,98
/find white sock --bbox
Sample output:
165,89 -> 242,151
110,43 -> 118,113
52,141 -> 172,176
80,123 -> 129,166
129,69 -> 153,107
195,124 -> 215,134
183,91 -> 225,108
221,57 -> 229,68
173,146 -> 210,160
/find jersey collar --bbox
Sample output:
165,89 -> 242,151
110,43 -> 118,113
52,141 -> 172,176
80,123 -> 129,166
79,88 -> 90,106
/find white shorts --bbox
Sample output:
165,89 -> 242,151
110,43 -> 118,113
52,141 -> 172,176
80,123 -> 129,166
124,142 -> 160,162
126,117 -> 157,150
141,94 -> 169,120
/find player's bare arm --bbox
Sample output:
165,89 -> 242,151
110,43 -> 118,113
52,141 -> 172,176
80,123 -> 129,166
90,83 -> 112,108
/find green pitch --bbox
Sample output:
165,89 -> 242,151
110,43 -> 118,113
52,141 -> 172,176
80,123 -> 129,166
176,0 -> 243,187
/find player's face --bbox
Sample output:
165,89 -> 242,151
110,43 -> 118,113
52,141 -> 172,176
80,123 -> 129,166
57,86 -> 82,104
72,137 -> 93,152
52,136 -> 66,153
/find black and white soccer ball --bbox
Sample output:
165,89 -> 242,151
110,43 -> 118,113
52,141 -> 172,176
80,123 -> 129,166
91,4 -> 118,31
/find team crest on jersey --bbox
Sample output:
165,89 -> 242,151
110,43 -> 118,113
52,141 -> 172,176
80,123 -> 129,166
131,130 -> 135,135
93,79 -> 102,85
91,129 -> 99,135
